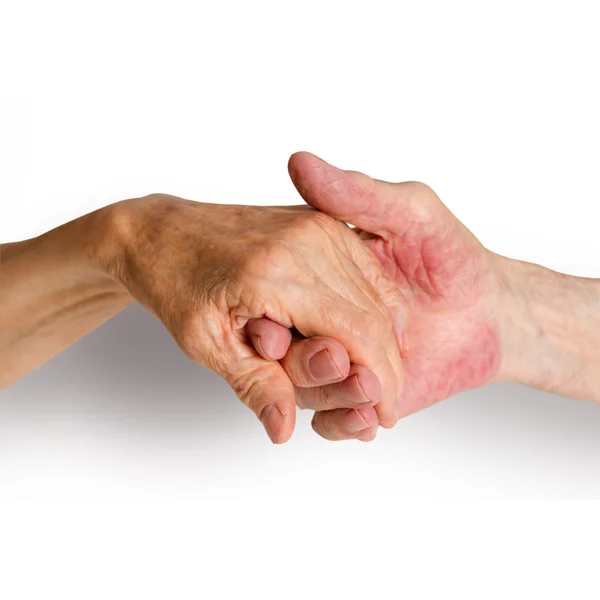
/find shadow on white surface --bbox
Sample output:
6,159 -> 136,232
2,303 -> 600,498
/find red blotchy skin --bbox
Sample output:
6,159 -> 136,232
358,196 -> 502,417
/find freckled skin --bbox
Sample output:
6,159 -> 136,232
105,193 -> 406,436
0,189 -> 403,444
5,152 -> 599,444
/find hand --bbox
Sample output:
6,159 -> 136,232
5,155 -> 597,437
245,320 -> 383,442
100,194 -> 405,443
249,152 -> 508,430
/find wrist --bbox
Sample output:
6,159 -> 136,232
0,205 -> 133,388
58,204 -> 133,303
493,252 -> 600,401
91,194 -> 195,311
82,201 -> 131,287
492,254 -> 543,387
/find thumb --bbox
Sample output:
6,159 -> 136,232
223,356 -> 297,444
287,151 -> 397,236
179,317 -> 297,444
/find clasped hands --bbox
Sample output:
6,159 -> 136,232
101,152 -> 505,443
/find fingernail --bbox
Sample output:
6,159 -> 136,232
345,408 -> 371,433
308,349 -> 340,381
254,334 -> 269,357
260,405 -> 285,444
255,334 -> 276,359
353,372 -> 380,405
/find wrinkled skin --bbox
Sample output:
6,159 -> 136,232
104,193 -> 407,443
3,151 -> 597,444
250,153 -> 506,439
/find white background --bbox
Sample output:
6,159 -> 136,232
1,0 -> 600,598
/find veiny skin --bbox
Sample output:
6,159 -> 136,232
247,153 -> 504,436
1,191 -> 407,444
3,151 -> 600,444
249,152 -> 600,440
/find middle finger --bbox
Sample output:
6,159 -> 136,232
296,363 -> 381,411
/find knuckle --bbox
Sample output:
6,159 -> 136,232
407,180 -> 435,196
305,209 -> 337,232
241,238 -> 295,281
144,192 -> 175,203
229,367 -> 277,418
401,181 -> 441,213
312,413 -> 330,438
229,369 -> 261,408
291,210 -> 342,242
297,386 -> 339,411
316,386 -> 337,410
379,416 -> 398,429
295,389 -> 307,410
228,363 -> 285,415
279,356 -> 304,387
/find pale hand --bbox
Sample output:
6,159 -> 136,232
251,152 -> 595,438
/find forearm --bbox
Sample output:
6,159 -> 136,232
495,254 -> 600,402
0,206 -> 132,389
